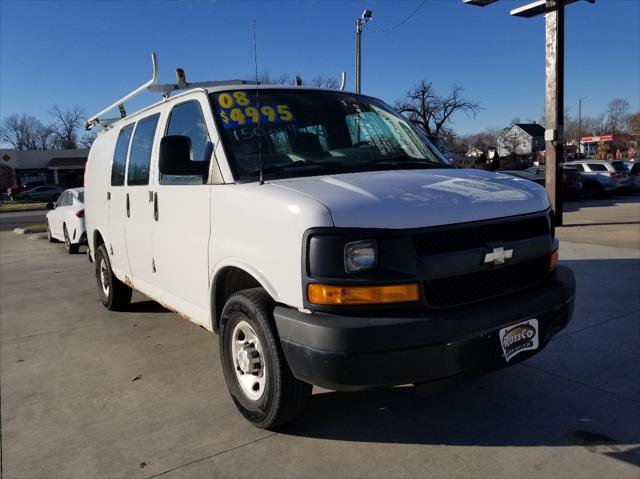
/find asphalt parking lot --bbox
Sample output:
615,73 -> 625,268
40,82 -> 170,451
0,196 -> 639,478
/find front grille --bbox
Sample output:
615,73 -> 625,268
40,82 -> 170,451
413,214 -> 550,256
424,255 -> 550,308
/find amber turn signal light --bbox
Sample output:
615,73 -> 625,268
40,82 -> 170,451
307,283 -> 420,305
549,249 -> 559,271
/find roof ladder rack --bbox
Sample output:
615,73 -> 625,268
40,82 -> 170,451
85,53 -> 254,130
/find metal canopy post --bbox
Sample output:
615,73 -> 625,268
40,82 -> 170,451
463,0 -> 595,227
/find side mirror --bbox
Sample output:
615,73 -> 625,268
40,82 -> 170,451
45,202 -> 55,210
159,135 -> 205,176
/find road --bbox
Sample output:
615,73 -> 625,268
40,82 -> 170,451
0,209 -> 47,231
0,198 -> 639,478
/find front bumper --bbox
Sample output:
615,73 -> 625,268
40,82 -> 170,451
275,265 -> 575,391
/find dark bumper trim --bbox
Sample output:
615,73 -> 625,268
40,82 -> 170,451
275,266 -> 575,391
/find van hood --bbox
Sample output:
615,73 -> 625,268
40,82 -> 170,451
270,168 -> 550,229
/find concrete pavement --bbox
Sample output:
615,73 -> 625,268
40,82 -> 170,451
0,210 -> 47,231
0,201 -> 639,478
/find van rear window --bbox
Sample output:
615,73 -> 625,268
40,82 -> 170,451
111,124 -> 134,186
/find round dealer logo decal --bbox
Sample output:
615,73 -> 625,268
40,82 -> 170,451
499,319 -> 539,362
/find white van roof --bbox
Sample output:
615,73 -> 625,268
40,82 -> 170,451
85,53 -> 347,131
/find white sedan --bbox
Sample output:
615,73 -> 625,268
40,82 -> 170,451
46,188 -> 86,254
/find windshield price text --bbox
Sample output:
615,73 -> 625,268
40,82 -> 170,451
215,91 -> 295,129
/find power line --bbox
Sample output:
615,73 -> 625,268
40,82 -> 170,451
366,0 -> 427,33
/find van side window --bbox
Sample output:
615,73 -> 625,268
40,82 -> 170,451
111,124 -> 134,186
127,114 -> 160,186
166,101 -> 211,164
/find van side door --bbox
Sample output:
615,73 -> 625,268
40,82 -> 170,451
124,113 -> 161,296
152,96 -> 214,325
108,123 -> 134,282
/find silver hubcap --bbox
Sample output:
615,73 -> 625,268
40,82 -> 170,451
231,320 -> 266,400
99,258 -> 110,296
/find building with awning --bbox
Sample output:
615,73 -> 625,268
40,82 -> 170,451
0,148 -> 88,191
46,157 -> 88,186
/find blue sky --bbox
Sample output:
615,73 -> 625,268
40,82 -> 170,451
1,0 -> 638,136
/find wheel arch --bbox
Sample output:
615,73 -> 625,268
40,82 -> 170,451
210,263 -> 278,334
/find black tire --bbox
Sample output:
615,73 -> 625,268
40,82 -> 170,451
219,288 -> 311,429
95,243 -> 132,310
63,224 -> 80,254
46,221 -> 58,243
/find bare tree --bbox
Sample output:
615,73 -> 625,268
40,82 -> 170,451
49,106 -> 85,149
395,81 -> 481,138
0,114 -> 53,150
80,130 -> 98,149
310,75 -> 339,89
256,71 -> 292,85
606,98 -> 630,134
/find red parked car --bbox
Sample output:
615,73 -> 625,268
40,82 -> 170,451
7,180 -> 47,200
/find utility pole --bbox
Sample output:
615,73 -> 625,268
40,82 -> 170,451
545,0 -> 565,225
578,95 -> 587,157
355,10 -> 373,94
463,0 -> 595,227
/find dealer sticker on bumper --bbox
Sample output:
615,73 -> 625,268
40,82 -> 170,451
499,319 -> 539,362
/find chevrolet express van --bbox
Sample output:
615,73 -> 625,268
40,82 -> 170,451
85,68 -> 575,428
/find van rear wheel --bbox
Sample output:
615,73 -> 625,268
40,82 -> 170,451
219,288 -> 311,429
95,244 -> 132,310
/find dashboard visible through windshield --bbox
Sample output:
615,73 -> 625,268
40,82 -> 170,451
210,89 -> 451,182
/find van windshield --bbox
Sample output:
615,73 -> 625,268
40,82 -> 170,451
210,89 -> 450,182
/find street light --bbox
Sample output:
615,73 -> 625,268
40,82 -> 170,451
355,9 -> 373,94
578,95 -> 587,158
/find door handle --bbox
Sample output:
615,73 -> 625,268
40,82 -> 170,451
153,192 -> 159,221
107,191 -> 111,201
126,193 -> 130,218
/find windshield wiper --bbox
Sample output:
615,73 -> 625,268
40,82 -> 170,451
358,155 -> 447,169
245,160 -> 345,178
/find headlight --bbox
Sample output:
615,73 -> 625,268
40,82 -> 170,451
344,239 -> 377,273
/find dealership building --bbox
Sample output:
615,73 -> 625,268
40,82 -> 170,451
0,148 -> 89,192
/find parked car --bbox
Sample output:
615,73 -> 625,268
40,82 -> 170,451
14,185 -> 64,202
501,170 -> 545,186
85,74 -> 575,429
623,161 -> 640,190
512,166 -> 583,199
45,188 -> 86,254
7,180 -> 47,200
564,160 -> 632,198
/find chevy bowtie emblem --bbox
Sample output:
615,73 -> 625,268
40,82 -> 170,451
484,246 -> 513,265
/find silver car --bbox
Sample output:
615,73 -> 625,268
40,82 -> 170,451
14,185 -> 64,202
565,160 -> 632,197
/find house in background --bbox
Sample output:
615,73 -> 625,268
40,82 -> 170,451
497,123 -> 545,168
0,149 -> 88,192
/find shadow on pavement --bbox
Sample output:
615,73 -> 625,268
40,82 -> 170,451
563,194 -> 639,213
124,300 -> 171,313
280,258 -> 640,468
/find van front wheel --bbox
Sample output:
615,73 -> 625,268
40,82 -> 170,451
95,244 -> 132,310
219,288 -> 311,429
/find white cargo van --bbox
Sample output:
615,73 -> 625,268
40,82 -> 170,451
85,56 -> 575,428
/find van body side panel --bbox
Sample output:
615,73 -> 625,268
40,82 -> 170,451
210,184 -> 334,310
85,128 -> 117,263
124,110 -> 164,299
152,185 -> 212,326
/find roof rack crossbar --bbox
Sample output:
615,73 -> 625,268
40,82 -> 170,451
85,52 -> 256,130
